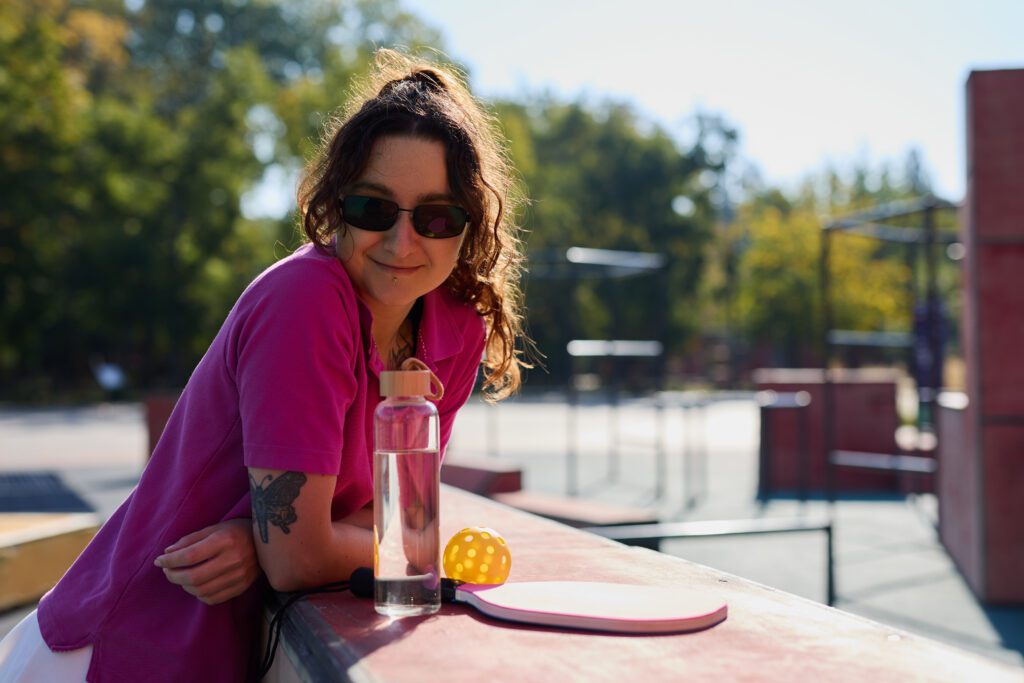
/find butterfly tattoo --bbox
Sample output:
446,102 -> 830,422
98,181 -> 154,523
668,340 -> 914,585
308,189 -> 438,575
249,472 -> 307,544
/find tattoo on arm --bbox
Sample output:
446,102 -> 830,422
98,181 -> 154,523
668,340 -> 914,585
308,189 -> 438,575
249,472 -> 307,544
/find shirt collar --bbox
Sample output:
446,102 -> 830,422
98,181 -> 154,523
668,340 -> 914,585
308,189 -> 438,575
418,286 -> 466,364
357,286 -> 467,376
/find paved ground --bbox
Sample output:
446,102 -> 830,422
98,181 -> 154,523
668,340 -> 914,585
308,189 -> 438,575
451,393 -> 1024,668
1,397 -> 1022,670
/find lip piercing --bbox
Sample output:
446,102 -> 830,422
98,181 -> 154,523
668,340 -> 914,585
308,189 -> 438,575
391,276 -> 398,284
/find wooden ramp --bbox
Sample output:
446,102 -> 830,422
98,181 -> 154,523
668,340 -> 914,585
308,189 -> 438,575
0,472 -> 99,610
0,512 -> 99,610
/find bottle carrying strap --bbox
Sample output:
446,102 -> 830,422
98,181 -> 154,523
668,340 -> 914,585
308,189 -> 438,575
399,357 -> 444,401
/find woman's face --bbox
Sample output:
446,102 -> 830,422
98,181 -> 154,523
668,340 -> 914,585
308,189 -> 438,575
336,135 -> 466,321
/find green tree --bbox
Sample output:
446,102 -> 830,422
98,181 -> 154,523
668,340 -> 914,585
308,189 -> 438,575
1,0 -> 445,398
729,155 -> 954,369
494,99 -> 730,386
734,203 -> 910,365
0,0 -> 106,394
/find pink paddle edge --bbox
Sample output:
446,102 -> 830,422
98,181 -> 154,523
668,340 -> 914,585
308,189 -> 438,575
456,581 -> 728,634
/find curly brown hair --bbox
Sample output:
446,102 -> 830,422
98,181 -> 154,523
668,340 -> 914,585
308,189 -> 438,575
297,49 -> 530,400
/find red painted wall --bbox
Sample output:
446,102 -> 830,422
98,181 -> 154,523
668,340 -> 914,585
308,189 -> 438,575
754,368 -> 907,496
943,68 -> 1024,603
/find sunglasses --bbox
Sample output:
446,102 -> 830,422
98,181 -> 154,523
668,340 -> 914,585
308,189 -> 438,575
341,195 -> 469,239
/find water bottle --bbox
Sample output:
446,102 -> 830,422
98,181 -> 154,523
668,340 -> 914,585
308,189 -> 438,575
373,359 -> 442,616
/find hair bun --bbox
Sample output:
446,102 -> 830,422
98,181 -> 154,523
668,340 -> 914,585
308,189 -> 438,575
378,69 -> 446,98
410,69 -> 445,92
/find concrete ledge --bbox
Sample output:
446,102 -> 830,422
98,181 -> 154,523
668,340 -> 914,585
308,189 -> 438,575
266,487 -> 1024,682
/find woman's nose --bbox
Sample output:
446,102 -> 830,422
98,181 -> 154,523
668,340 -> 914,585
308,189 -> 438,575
385,211 -> 418,252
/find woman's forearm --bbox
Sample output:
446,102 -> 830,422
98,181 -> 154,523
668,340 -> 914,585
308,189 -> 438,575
249,468 -> 376,592
324,520 -> 374,583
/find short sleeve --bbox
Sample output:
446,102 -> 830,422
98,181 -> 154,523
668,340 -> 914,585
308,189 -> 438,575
438,317 -> 486,458
233,266 -> 359,475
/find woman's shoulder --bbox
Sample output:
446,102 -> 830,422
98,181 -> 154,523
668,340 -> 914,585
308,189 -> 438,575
215,244 -> 365,353
250,242 -> 348,288
239,243 -> 357,311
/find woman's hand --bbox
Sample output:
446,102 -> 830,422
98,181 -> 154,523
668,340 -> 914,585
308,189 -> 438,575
154,518 -> 261,605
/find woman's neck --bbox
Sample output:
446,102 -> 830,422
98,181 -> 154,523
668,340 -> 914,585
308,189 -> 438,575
371,302 -> 419,370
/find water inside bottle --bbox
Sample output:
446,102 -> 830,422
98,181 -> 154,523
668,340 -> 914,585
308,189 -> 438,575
374,448 -> 440,616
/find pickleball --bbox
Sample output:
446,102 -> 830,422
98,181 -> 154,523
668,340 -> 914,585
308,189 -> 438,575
443,526 -> 511,584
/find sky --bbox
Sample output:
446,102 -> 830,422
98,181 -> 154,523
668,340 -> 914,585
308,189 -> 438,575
398,0 -> 1024,202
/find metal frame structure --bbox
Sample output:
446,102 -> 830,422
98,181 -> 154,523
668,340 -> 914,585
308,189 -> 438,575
819,195 -> 959,499
529,247 -> 669,499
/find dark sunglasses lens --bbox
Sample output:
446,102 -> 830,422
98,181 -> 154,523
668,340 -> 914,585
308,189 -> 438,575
343,196 -> 398,231
413,205 -> 468,238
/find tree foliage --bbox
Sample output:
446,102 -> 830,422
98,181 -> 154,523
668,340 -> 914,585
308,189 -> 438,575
494,99 -> 733,385
726,159 -> 957,369
734,202 -> 910,364
1,1 -> 950,398
1,0 -> 443,398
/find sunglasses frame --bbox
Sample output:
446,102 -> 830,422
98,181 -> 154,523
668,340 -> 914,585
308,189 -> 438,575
341,195 -> 469,239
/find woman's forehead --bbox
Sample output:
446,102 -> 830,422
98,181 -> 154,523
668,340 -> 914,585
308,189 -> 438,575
358,136 -> 452,199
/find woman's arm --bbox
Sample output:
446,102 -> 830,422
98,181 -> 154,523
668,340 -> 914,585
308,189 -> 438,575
248,468 -> 373,592
156,499 -> 374,601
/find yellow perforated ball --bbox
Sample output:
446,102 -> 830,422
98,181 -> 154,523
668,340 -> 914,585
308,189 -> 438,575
443,526 -> 512,584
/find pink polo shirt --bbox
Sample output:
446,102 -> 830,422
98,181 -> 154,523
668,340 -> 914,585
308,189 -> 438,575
37,242 -> 486,682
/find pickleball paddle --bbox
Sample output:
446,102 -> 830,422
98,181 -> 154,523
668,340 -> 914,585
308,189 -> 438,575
350,569 -> 727,634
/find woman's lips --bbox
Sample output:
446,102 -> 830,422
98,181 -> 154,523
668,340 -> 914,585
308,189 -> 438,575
373,259 -> 421,276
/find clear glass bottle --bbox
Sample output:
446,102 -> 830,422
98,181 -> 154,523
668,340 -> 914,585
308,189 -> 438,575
373,361 -> 441,616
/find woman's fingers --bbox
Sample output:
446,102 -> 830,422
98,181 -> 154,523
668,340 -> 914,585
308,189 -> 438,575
156,519 -> 251,568
161,552 -> 241,588
196,583 -> 249,606
155,532 -> 220,569
156,518 -> 260,603
165,565 -> 243,599
162,524 -> 219,554
191,560 -> 260,605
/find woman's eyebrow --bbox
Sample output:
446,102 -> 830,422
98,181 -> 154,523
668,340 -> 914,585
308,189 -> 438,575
417,191 -> 457,203
348,181 -> 394,197
348,181 -> 456,204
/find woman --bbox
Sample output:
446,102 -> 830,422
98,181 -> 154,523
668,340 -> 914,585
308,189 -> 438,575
0,49 -> 529,682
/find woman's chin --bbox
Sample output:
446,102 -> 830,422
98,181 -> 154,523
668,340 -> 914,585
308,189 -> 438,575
363,284 -> 422,311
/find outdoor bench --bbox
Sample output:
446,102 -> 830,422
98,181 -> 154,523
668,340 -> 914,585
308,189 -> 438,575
492,490 -> 659,528
440,456 -> 523,497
